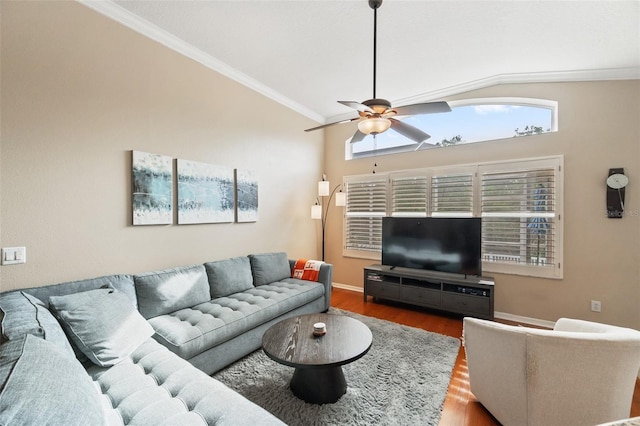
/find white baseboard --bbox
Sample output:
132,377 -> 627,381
333,282 -> 363,293
494,312 -> 555,329
332,282 -> 555,329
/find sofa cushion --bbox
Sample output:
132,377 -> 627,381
50,287 -> 154,367
87,338 -> 285,425
0,334 -> 104,426
148,280 -> 325,359
248,252 -> 291,286
205,256 -> 254,298
0,291 -> 75,356
22,274 -> 137,307
135,264 -> 211,319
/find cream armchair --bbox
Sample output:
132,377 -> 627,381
463,317 -> 640,426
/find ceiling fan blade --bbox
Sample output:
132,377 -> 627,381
393,101 -> 451,116
338,101 -> 375,113
389,118 -> 431,143
349,129 -> 367,144
305,117 -> 359,132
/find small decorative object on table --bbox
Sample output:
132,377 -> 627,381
313,322 -> 326,336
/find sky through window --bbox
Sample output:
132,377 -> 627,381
351,101 -> 555,156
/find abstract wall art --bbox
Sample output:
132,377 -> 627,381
177,159 -> 234,224
132,151 -> 173,225
235,169 -> 258,222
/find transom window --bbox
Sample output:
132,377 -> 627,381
347,98 -> 557,159
343,156 -> 563,279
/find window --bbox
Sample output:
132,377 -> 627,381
342,156 -> 563,278
390,174 -> 427,217
343,176 -> 387,259
431,170 -> 474,217
347,98 -> 557,160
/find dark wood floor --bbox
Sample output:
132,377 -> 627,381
331,287 -> 640,426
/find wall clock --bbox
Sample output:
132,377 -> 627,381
606,168 -> 628,218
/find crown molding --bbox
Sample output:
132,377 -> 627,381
397,67 -> 640,107
328,67 -> 640,124
77,0 -> 325,124
77,1 -> 638,126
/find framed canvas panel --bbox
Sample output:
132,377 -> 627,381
132,151 -> 173,225
235,169 -> 258,222
177,159 -> 234,224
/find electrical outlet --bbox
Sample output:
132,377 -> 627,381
590,300 -> 602,313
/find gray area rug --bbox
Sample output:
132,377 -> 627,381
213,308 -> 461,426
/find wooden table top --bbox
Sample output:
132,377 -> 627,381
262,313 -> 373,369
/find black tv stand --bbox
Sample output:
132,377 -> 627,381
363,265 -> 495,320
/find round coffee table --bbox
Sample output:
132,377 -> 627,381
262,313 -> 373,404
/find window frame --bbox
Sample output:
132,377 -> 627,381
342,155 -> 564,279
345,97 -> 558,160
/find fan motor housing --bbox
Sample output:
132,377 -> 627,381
362,98 -> 391,114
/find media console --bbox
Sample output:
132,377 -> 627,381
364,264 -> 495,320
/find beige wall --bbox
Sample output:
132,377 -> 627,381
324,80 -> 640,328
0,1 -> 324,291
2,2 -> 638,330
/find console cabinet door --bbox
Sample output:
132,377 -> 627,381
367,281 -> 402,300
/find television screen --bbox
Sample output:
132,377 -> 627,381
382,217 -> 482,276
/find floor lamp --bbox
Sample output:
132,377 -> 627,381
312,176 -> 346,261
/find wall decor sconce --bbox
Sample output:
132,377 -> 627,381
312,174 -> 346,260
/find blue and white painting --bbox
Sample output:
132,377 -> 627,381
235,169 -> 258,222
132,151 -> 173,225
177,159 -> 234,224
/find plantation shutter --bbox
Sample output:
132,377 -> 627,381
344,177 -> 387,252
480,164 -> 557,268
430,173 -> 473,217
390,174 -> 427,216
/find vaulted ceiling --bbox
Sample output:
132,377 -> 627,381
84,0 -> 640,125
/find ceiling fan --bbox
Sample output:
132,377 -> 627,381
305,0 -> 451,145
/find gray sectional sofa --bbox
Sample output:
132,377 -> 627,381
0,252 -> 332,425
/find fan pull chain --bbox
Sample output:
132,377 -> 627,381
372,135 -> 378,173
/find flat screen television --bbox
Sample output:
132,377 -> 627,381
381,217 -> 482,276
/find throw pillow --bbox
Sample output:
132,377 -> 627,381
204,256 -> 255,298
134,264 -> 211,319
0,334 -> 104,425
49,287 -> 154,367
248,252 -> 291,286
0,291 -> 75,356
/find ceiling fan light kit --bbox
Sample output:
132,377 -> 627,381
358,117 -> 391,135
304,0 -> 451,144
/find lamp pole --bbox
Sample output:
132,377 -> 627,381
316,184 -> 342,262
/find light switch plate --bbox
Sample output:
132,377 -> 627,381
1,247 -> 26,265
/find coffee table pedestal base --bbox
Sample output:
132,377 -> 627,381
290,366 -> 347,404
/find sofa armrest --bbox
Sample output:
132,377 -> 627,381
317,263 -> 333,312
288,260 -> 333,312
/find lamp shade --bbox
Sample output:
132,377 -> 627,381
357,117 -> 391,135
335,191 -> 346,206
318,180 -> 330,197
311,204 -> 322,219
